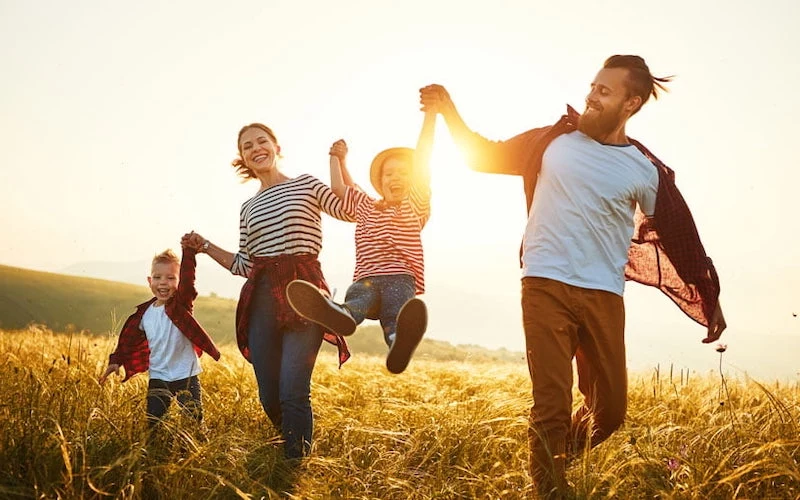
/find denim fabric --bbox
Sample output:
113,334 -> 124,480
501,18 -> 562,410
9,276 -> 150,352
248,273 -> 324,459
343,274 -> 416,346
146,375 -> 202,426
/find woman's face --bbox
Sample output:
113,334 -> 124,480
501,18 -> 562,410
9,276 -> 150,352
239,127 -> 280,176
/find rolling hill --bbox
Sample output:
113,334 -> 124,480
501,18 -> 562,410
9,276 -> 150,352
0,264 -> 524,363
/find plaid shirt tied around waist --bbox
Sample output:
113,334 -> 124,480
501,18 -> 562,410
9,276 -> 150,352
235,254 -> 351,367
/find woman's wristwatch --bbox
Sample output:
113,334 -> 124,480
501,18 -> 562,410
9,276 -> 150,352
201,240 -> 210,253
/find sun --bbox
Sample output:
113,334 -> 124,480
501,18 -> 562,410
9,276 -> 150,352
426,127 -> 527,231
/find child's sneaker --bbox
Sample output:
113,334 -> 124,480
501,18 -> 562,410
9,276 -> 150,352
286,280 -> 357,336
386,298 -> 427,374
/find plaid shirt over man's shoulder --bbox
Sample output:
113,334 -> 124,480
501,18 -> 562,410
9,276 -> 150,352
459,105 -> 720,328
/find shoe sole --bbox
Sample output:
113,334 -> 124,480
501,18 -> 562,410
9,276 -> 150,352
386,298 -> 427,374
286,280 -> 357,336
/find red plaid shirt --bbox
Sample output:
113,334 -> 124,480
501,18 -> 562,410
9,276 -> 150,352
108,248 -> 221,381
458,105 -> 720,327
235,254 -> 350,367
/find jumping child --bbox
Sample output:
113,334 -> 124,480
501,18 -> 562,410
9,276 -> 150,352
287,110 -> 436,374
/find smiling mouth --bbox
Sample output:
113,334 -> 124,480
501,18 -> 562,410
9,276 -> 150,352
252,154 -> 269,162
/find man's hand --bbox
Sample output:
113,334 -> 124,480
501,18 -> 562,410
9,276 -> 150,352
329,139 -> 348,160
99,364 -> 121,385
419,84 -> 451,113
702,301 -> 727,344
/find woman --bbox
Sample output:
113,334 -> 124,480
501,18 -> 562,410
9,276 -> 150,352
183,123 -> 353,459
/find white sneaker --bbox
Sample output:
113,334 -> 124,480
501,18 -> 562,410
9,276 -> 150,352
286,280 -> 357,336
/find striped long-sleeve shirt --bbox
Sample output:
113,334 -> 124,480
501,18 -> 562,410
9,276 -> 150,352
231,174 -> 354,277
342,182 -> 431,294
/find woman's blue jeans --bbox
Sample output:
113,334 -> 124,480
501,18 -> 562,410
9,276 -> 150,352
247,273 -> 323,459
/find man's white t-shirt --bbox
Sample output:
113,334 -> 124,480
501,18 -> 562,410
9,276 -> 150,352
522,130 -> 658,296
141,302 -> 201,381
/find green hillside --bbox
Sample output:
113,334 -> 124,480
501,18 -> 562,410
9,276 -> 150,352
0,264 -> 523,363
0,264 -> 239,343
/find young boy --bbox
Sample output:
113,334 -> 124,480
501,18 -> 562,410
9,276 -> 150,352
287,111 -> 436,374
99,245 -> 221,429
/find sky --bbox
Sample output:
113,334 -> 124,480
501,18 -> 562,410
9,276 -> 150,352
1,0 -> 798,379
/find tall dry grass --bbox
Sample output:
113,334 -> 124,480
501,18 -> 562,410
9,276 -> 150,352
0,326 -> 798,499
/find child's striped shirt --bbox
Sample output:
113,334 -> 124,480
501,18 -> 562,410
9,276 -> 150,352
342,183 -> 431,294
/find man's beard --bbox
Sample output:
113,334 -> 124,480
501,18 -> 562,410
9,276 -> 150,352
577,103 -> 624,142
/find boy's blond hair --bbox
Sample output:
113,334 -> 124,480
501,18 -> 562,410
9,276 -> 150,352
151,249 -> 180,272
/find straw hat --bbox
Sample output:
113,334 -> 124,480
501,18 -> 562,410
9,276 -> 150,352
369,147 -> 415,196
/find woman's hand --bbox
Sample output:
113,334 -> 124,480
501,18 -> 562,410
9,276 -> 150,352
329,139 -> 348,160
182,231 -> 206,251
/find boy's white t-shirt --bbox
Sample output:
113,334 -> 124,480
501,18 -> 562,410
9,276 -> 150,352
140,302 -> 201,381
522,130 -> 658,296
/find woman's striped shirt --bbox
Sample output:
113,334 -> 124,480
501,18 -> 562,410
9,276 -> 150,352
342,183 -> 431,294
231,174 -> 354,277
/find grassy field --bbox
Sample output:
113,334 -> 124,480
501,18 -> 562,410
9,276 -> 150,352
0,326 -> 798,499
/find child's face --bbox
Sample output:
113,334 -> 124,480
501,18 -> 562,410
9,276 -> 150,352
148,261 -> 179,304
381,158 -> 412,203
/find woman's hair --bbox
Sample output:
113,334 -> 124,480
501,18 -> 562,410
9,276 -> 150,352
231,123 -> 280,181
151,249 -> 179,268
603,55 -> 674,114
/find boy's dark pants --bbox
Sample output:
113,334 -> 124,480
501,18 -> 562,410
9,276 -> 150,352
146,375 -> 203,427
522,277 -> 627,498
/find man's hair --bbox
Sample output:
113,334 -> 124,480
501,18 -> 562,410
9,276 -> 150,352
603,55 -> 673,114
151,249 -> 180,269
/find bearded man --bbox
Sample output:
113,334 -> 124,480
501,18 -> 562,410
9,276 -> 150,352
420,55 -> 726,498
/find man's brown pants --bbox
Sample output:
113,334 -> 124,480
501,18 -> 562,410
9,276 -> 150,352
522,277 -> 627,498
